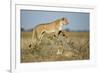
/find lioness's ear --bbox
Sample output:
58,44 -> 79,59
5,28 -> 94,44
62,17 -> 65,20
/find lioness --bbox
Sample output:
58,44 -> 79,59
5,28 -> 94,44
29,17 -> 69,47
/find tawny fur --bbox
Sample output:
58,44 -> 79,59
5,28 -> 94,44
29,17 -> 69,47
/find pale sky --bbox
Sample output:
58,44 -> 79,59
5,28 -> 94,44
21,10 -> 90,31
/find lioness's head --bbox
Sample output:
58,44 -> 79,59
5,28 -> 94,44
60,17 -> 69,25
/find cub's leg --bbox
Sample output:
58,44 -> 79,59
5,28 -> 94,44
58,30 -> 66,37
54,31 -> 59,37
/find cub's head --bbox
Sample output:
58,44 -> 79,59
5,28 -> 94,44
60,17 -> 69,25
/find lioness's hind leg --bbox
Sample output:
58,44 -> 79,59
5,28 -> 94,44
37,31 -> 46,45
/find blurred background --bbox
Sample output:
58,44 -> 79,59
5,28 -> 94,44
21,10 -> 89,32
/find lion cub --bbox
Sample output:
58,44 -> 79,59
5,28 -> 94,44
30,17 -> 69,47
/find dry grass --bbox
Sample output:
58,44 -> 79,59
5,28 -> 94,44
21,31 -> 89,63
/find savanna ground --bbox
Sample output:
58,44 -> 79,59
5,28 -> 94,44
21,31 -> 89,63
